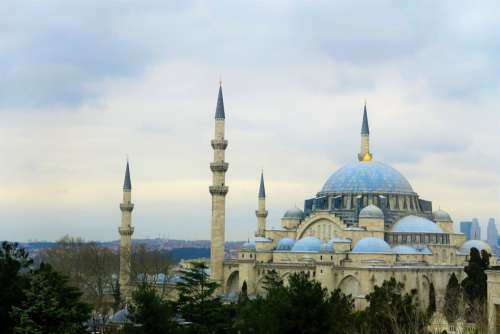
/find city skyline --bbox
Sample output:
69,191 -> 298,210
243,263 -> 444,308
1,1 -> 499,242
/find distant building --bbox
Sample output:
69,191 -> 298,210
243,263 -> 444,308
487,218 -> 498,255
471,218 -> 481,240
460,221 -> 472,240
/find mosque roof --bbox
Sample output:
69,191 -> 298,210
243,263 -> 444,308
391,215 -> 444,234
276,238 -> 295,251
283,207 -> 305,220
291,236 -> 322,252
359,204 -> 384,219
352,237 -> 391,253
241,241 -> 256,251
459,240 -> 492,255
320,161 -> 415,195
392,245 -> 419,254
433,209 -> 452,221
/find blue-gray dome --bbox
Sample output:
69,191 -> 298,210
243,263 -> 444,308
459,240 -> 492,255
321,161 -> 414,195
433,210 -> 452,221
352,237 -> 391,253
283,207 -> 305,220
276,238 -> 295,251
359,204 -> 384,219
392,215 -> 443,234
291,236 -> 322,252
241,241 -> 256,251
392,245 -> 419,254
321,239 -> 335,252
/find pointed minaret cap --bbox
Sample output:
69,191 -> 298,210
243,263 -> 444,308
215,83 -> 225,120
123,161 -> 132,191
258,171 -> 266,198
361,102 -> 369,135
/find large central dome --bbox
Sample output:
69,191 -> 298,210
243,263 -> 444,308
320,161 -> 415,195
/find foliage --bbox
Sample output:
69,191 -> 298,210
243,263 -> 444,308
359,277 -> 429,334
443,273 -> 462,324
0,242 -> 33,334
11,263 -> 91,334
122,283 -> 177,334
461,247 -> 490,327
176,262 -> 232,334
235,271 -> 356,334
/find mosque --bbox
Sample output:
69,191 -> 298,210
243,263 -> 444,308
117,84 -> 495,310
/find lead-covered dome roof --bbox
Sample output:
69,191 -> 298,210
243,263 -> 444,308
352,237 -> 391,253
459,240 -> 492,255
291,236 -> 322,252
320,161 -> 415,195
276,238 -> 295,251
283,207 -> 305,220
391,215 -> 443,234
359,204 -> 384,219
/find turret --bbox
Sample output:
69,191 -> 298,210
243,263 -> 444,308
119,161 -> 134,300
209,83 -> 229,285
255,171 -> 268,237
358,102 -> 373,162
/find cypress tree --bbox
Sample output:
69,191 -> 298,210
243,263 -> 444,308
443,273 -> 461,324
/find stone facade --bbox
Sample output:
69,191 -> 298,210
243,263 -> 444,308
487,269 -> 500,333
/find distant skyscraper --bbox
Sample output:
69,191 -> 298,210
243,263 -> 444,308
487,218 -> 498,254
460,221 -> 472,240
471,218 -> 481,240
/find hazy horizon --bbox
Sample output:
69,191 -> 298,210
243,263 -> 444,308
1,1 -> 499,242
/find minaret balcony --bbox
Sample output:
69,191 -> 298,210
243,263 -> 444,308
120,203 -> 134,211
118,226 -> 134,236
210,162 -> 229,172
256,210 -> 268,218
209,185 -> 229,196
211,139 -> 228,150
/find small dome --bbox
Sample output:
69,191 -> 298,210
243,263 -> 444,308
433,210 -> 452,221
283,207 -> 305,220
241,241 -> 256,251
255,237 -> 272,243
392,215 -> 444,234
359,205 -> 384,219
352,237 -> 391,253
459,240 -> 492,255
392,245 -> 419,254
276,238 -> 295,251
321,239 -> 335,252
291,236 -> 322,252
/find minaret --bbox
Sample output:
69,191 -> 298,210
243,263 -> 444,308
209,83 -> 228,285
255,171 -> 268,237
358,102 -> 373,162
119,161 -> 134,300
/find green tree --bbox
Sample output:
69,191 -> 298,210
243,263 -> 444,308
11,263 -> 91,334
428,282 -> 436,316
443,273 -> 462,324
360,277 -> 429,334
176,262 -> 232,334
122,283 -> 177,334
0,242 -> 33,334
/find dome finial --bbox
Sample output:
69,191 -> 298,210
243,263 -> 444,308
358,103 -> 372,161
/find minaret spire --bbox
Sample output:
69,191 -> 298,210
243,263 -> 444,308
255,170 -> 268,237
358,102 -> 373,161
119,160 -> 134,301
209,83 -> 229,286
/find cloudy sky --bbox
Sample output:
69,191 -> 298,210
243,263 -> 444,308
1,1 -> 499,242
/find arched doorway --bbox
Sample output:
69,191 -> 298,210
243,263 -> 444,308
338,275 -> 361,298
226,271 -> 239,293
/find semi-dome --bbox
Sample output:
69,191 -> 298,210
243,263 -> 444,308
392,245 -> 419,254
321,239 -> 335,252
276,238 -> 295,251
321,161 -> 415,195
392,215 -> 444,234
283,207 -> 305,220
359,204 -> 384,219
433,210 -> 452,221
291,236 -> 322,252
459,240 -> 492,255
241,241 -> 256,251
352,237 -> 391,253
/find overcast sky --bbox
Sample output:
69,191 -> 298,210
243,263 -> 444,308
1,1 -> 499,242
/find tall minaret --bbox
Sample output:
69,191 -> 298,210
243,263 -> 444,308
209,83 -> 228,284
119,161 -> 134,300
358,102 -> 373,162
255,171 -> 268,237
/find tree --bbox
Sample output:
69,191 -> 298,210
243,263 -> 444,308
443,273 -> 462,325
428,282 -> 436,317
360,277 -> 429,334
461,247 -> 490,328
175,262 -> 232,334
122,283 -> 177,334
11,263 -> 91,334
0,242 -> 33,334
238,280 -> 249,304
